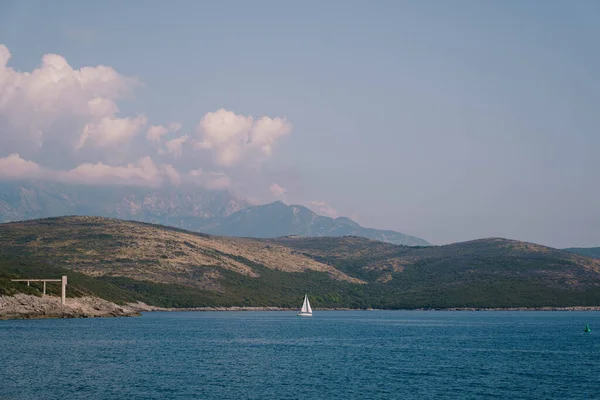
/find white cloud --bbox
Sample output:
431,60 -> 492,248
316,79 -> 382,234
0,154 -> 179,187
148,123 -> 187,159
163,135 -> 189,158
310,201 -> 338,218
0,154 -> 43,180
0,43 -> 140,156
0,45 -> 11,68
269,183 -> 287,199
63,157 -> 164,186
161,164 -> 182,186
76,115 -> 147,150
146,122 -> 182,144
251,116 -> 293,157
189,169 -> 231,190
0,44 -> 295,195
146,125 -> 169,144
194,108 -> 291,167
87,97 -> 119,118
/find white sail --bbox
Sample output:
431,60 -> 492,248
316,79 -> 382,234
298,294 -> 312,316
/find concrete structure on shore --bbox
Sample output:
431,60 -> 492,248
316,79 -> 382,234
11,276 -> 68,305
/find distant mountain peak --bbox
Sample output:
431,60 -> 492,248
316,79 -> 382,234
199,200 -> 430,246
0,181 -> 431,246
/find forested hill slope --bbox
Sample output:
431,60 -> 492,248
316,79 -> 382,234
1,217 -> 599,309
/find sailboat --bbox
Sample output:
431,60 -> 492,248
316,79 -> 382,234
297,294 -> 313,317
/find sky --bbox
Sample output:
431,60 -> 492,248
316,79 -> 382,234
0,0 -> 599,248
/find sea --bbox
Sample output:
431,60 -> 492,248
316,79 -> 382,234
1,311 -> 599,399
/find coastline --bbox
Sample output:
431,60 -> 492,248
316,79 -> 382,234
127,303 -> 600,313
0,294 -> 141,320
424,306 -> 600,311
3,296 -> 599,321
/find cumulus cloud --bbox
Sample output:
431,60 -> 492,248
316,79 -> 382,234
146,123 -> 182,144
163,135 -> 189,158
269,183 -> 287,199
146,125 -> 169,144
0,44 -> 293,193
63,157 -> 173,187
0,44 -> 140,157
310,201 -> 338,218
194,108 -> 292,167
0,154 -> 179,187
161,164 -> 182,186
0,154 -> 43,180
77,115 -> 148,149
189,169 -> 231,190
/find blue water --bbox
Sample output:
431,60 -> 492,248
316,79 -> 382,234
1,311 -> 599,399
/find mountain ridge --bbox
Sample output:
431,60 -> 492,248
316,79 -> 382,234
0,181 -> 430,246
198,200 -> 431,246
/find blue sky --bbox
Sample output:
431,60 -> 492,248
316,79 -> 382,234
0,0 -> 599,247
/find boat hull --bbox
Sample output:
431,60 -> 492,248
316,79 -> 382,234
297,312 -> 312,317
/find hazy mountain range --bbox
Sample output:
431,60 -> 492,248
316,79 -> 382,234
197,200 -> 429,246
0,181 -> 430,246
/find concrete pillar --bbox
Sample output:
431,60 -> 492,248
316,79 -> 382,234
43,281 -> 46,296
27,281 -> 30,287
61,275 -> 67,305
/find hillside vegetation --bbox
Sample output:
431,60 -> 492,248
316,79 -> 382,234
564,247 -> 600,259
1,217 -> 600,309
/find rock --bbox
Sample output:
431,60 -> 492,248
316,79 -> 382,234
0,294 -> 141,320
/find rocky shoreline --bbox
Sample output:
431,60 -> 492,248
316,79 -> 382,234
0,294 -> 141,320
127,303 -> 295,312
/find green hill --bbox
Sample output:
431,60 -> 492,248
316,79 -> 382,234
1,217 -> 599,309
268,236 -> 600,308
564,247 -> 600,259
